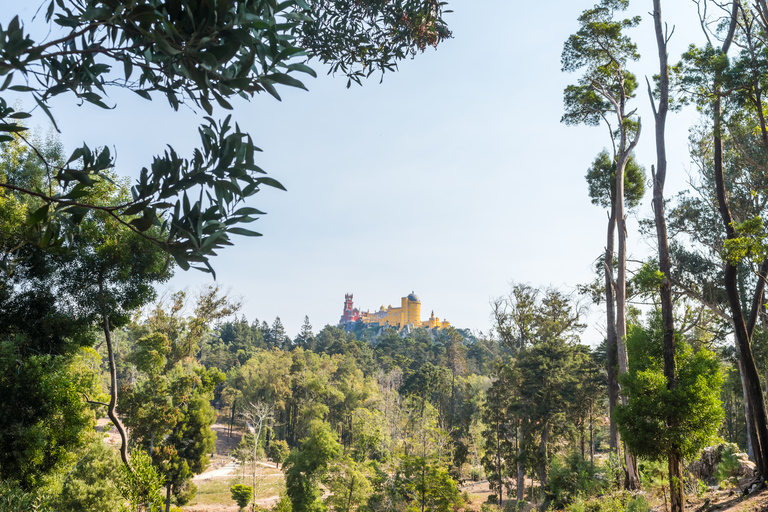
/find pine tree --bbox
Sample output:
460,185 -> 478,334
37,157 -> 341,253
295,316 -> 315,350
271,317 -> 290,349
481,366 -> 515,506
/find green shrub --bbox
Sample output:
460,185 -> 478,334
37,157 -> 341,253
230,483 -> 253,511
575,491 -> 632,512
268,440 -> 290,468
638,458 -> 667,491
684,476 -> 707,499
566,495 -> 585,512
239,432 -> 267,462
601,454 -> 624,491
616,324 -> 724,464
117,450 -> 164,512
547,452 -> 599,507
0,480 -> 53,512
52,439 -> 123,511
715,444 -> 742,487
625,495 -> 650,512
272,491 -> 292,512
173,480 -> 197,506
715,442 -> 740,458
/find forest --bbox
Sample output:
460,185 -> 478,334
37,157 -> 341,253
4,1 -> 768,512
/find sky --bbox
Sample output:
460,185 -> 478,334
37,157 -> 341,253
3,1 -> 723,343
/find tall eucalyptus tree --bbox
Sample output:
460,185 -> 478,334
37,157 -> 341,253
561,0 -> 642,489
674,0 -> 768,478
647,0 -> 683,508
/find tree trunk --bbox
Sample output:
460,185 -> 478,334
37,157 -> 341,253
253,416 -> 265,507
165,483 -> 172,512
739,356 -> 756,459
517,421 -> 525,503
605,210 -> 621,455
539,422 -> 549,487
421,462 -> 426,512
497,420 -> 503,507
346,476 -> 356,512
614,65 -> 641,490
623,449 -> 639,491
450,371 -> 456,432
615,178 -> 628,384
668,447 -> 683,512
650,2 -> 683,508
589,402 -> 595,471
615,166 -> 640,489
99,279 -> 131,471
713,41 -> 768,477
229,400 -> 237,438
615,180 -> 640,489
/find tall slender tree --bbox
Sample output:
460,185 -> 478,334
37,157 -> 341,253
241,402 -> 275,510
675,0 -> 768,478
562,0 -> 642,488
489,286 -> 586,502
481,366 -> 515,506
647,1 -> 683,508
583,151 -> 645,455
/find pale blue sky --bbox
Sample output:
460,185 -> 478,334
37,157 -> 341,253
4,1 -> 716,342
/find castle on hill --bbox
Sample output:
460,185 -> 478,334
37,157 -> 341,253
339,292 -> 450,331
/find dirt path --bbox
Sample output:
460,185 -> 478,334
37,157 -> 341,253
186,419 -> 285,512
682,487 -> 768,512
192,419 -> 245,480
194,461 -> 241,481
213,421 -> 242,456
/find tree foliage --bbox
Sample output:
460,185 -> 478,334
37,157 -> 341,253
0,346 -> 104,489
117,449 -> 165,512
561,0 -> 641,138
585,150 -> 645,210
616,314 -> 724,461
54,438 -> 124,512
121,290 -> 230,508
230,483 -> 253,511
284,420 -> 343,512
0,0 -> 451,272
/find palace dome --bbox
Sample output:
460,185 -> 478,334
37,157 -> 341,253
407,292 -> 420,302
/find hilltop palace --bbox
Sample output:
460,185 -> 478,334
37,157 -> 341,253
339,292 -> 450,331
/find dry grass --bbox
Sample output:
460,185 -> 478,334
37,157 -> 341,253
185,417 -> 284,512
189,469 -> 284,510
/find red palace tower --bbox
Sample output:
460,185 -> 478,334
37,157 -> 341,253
339,293 -> 361,324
